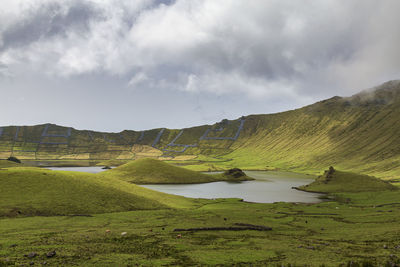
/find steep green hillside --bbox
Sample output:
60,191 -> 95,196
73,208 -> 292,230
1,80 -> 400,178
219,80 -> 400,178
298,167 -> 397,193
0,167 -> 194,217
100,158 -> 252,184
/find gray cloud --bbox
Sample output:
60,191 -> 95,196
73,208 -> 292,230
1,1 -> 97,51
0,0 -> 399,131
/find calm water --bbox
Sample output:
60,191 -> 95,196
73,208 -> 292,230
44,167 -> 322,203
46,166 -> 106,173
142,171 -> 323,203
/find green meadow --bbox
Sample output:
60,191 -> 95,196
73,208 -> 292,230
1,162 -> 400,266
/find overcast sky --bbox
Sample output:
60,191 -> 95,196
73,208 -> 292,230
1,0 -> 399,132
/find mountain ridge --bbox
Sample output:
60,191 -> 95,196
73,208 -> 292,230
1,80 -> 400,179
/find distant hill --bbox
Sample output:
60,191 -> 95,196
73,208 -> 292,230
100,158 -> 252,184
1,80 -> 400,178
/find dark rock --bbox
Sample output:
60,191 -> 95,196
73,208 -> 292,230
324,166 -> 335,179
224,168 -> 246,178
102,166 -> 112,170
46,250 -> 56,258
7,156 -> 21,163
27,252 -> 38,258
224,218 -> 227,221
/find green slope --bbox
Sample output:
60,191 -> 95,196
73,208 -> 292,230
100,158 -> 251,184
0,167 -> 194,217
212,80 -> 400,178
1,80 -> 400,178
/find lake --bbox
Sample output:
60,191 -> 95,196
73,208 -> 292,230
45,167 -> 323,203
141,171 -> 323,203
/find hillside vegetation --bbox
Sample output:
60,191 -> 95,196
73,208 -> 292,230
1,80 -> 400,178
0,167 -> 194,217
214,81 -> 400,177
100,158 -> 252,184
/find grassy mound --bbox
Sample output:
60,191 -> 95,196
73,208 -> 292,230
299,167 -> 397,193
0,160 -> 23,168
101,158 -> 252,184
0,167 -> 194,217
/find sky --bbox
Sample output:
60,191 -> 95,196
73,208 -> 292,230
1,0 -> 399,132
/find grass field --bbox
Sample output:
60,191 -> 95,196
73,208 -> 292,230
1,191 -> 400,266
0,167 -> 400,266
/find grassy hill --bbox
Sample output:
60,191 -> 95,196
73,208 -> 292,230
298,167 -> 397,193
0,160 -> 23,168
1,80 -> 400,179
0,167 -> 194,217
100,158 -> 252,184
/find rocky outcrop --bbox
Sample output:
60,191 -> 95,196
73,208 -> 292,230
224,168 -> 246,178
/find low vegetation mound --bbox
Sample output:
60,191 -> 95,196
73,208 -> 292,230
0,167 -> 193,217
101,158 -> 252,184
299,167 -> 397,193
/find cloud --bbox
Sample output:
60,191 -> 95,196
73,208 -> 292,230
1,0 -> 400,100
128,72 -> 149,88
0,62 -> 12,79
